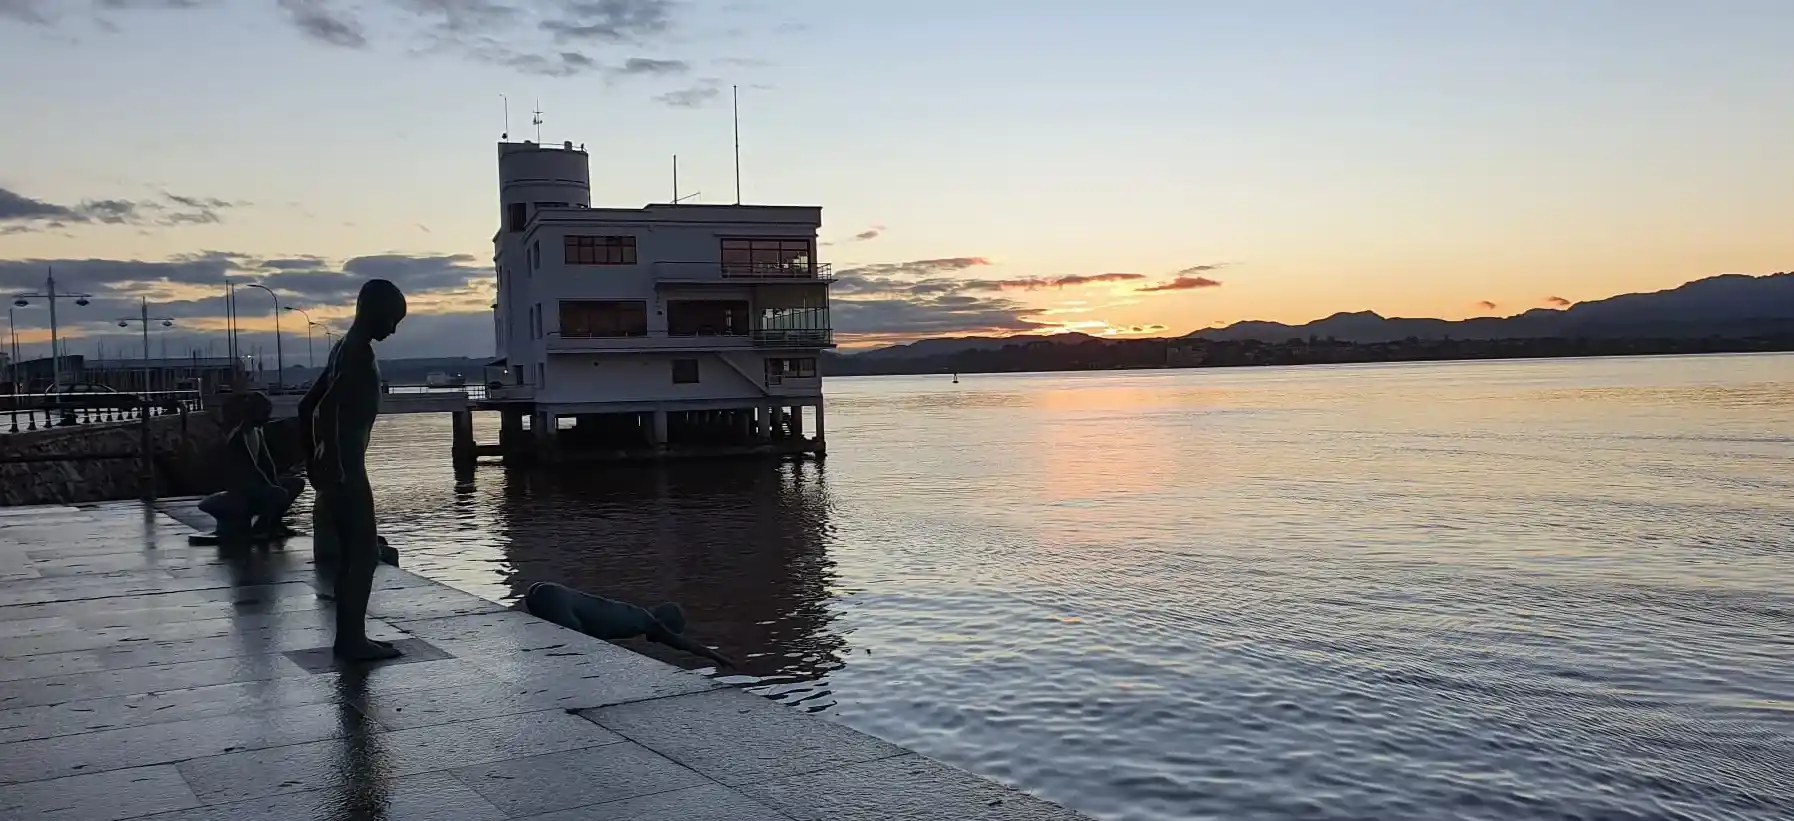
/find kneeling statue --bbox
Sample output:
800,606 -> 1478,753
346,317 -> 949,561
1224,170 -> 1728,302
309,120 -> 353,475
195,392 -> 304,542
522,581 -> 738,669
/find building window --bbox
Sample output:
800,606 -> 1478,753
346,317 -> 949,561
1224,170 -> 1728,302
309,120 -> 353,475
667,300 -> 749,336
766,357 -> 817,381
559,300 -> 648,337
720,237 -> 814,276
671,359 -> 700,384
565,235 -> 637,265
507,202 -> 527,232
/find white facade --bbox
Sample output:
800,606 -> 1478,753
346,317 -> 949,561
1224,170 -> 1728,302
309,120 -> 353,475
487,140 -> 830,447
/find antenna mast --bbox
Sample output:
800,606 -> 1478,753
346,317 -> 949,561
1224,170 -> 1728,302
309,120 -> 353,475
500,93 -> 509,139
732,85 -> 742,205
532,101 -> 543,142
672,154 -> 679,203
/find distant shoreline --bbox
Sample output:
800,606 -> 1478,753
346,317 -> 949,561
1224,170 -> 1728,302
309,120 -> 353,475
821,334 -> 1794,378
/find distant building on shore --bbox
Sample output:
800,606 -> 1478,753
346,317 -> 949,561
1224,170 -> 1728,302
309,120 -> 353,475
9,355 -> 242,394
480,139 -> 832,459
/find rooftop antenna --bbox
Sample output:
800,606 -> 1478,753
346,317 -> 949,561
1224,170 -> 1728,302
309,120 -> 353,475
672,154 -> 678,203
500,93 -> 509,139
532,101 -> 543,143
732,85 -> 742,205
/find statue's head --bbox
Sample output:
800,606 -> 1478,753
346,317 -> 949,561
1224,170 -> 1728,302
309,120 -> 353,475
242,391 -> 273,426
355,279 -> 407,341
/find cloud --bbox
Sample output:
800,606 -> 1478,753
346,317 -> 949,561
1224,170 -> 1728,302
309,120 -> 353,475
540,0 -> 672,41
852,228 -> 881,242
2,0 -> 213,25
1544,296 -> 1573,307
277,0 -> 367,48
12,0 -> 774,86
1475,300 -> 1498,310
655,82 -> 722,108
613,56 -> 687,75
0,186 -> 243,233
0,251 -> 496,359
1137,275 -> 1222,293
966,273 -> 1145,292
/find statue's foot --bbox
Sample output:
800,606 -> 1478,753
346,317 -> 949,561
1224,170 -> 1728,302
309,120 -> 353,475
333,639 -> 404,662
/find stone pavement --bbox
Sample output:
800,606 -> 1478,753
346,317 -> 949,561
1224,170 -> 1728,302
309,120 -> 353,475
0,500 -> 1087,821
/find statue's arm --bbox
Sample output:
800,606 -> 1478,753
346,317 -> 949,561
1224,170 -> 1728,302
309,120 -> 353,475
296,375 -> 329,461
648,625 -> 739,669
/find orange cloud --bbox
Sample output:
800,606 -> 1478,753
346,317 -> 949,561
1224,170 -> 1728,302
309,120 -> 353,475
972,272 -> 1146,291
1544,296 -> 1572,307
1138,276 -> 1222,293
1475,300 -> 1498,310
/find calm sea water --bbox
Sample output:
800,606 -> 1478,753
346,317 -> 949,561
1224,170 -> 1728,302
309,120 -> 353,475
349,353 -> 1794,821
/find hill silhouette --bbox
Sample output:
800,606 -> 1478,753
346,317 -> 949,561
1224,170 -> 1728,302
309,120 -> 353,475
848,271 -> 1793,361
1189,272 -> 1794,344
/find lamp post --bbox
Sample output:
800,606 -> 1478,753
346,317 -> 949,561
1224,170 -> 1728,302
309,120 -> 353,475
286,306 -> 316,369
5,307 -> 17,400
241,283 -> 283,390
10,267 -> 92,392
115,297 -> 176,393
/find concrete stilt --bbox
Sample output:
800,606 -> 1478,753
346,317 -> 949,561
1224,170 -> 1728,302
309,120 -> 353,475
652,408 -> 668,448
451,409 -> 475,467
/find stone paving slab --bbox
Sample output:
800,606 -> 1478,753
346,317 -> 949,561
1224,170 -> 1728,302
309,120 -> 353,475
0,499 -> 1088,820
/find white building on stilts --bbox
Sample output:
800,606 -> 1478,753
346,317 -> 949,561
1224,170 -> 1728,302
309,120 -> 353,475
481,140 -> 831,461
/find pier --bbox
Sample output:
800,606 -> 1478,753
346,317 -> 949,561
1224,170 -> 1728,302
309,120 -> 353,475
0,499 -> 1084,820
271,384 -> 827,467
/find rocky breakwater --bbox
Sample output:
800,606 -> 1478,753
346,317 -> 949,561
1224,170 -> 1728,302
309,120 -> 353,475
0,410 -> 300,506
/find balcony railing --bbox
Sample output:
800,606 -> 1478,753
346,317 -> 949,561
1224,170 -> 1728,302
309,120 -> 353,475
724,262 -> 831,279
752,328 -> 834,347
654,261 -> 834,281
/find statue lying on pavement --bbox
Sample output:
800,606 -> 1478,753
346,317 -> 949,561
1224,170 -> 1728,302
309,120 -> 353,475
521,581 -> 738,669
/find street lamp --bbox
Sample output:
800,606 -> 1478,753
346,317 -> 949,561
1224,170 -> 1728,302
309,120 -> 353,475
286,306 -> 316,369
10,267 -> 91,391
241,283 -> 284,390
5,307 -> 18,400
116,297 -> 176,393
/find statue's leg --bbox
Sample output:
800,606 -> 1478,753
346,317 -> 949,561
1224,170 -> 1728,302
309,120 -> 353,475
312,480 -> 340,597
245,486 -> 286,538
331,477 -> 400,661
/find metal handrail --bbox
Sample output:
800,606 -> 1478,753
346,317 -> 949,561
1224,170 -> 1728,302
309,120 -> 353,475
1,390 -> 202,436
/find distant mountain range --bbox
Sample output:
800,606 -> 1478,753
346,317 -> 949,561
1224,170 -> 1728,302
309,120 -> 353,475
848,272 -> 1794,359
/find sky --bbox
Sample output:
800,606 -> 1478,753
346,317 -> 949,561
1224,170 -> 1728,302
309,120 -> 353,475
1,0 -> 1791,361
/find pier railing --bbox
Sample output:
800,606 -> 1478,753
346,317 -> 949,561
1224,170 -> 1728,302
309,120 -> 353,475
1,390 -> 204,435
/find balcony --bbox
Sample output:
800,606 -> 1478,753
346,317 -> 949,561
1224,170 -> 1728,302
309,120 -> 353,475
654,261 -> 834,284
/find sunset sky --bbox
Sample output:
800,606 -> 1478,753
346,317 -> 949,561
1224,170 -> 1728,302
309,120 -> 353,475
2,0 -> 1791,359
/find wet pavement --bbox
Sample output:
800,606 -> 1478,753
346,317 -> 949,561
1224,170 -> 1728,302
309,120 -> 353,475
0,500 -> 1085,820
